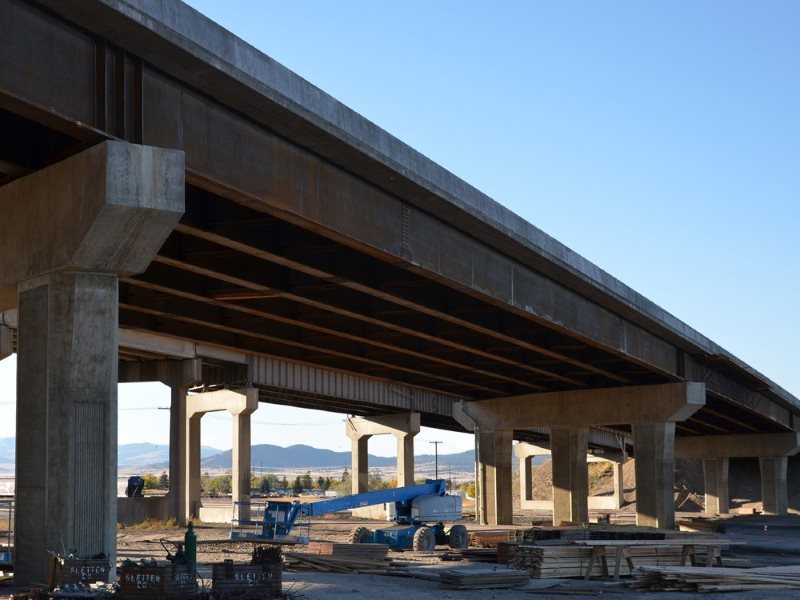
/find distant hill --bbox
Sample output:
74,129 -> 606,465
119,442 -> 223,467
203,444 -> 480,470
0,439 -> 224,470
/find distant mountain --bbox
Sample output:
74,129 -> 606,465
119,442 -> 224,467
203,444 -> 482,470
0,439 -> 225,469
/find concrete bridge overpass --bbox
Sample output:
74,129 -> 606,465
1,0 -> 799,584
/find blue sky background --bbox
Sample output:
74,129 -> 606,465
1,1 -> 798,456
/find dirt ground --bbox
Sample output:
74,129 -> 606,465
106,512 -> 800,600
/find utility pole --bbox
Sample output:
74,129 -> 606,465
430,441 -> 442,479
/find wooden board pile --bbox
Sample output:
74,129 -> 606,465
439,568 -> 530,590
285,543 -> 397,575
440,548 -> 498,562
510,545 -> 686,578
530,524 -> 719,543
631,565 -> 800,592
469,528 -> 533,548
307,542 -> 389,560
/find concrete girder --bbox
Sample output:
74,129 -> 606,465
0,142 -> 184,311
6,141 -> 184,585
454,383 -> 706,429
675,432 -> 800,459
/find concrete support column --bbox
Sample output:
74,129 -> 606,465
16,272 -> 118,585
477,429 -> 513,525
185,388 -> 258,520
119,359 -> 202,525
760,456 -> 788,515
345,413 -> 419,492
703,458 -> 730,515
351,435 -> 371,494
612,462 -> 624,509
550,427 -> 589,525
230,391 -> 257,522
187,414 -> 203,519
396,433 -> 415,487
0,325 -> 10,360
675,433 -> 800,517
633,422 -> 676,529
521,455 -> 534,503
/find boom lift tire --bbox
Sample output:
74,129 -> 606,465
447,524 -> 469,549
413,526 -> 436,551
349,526 -> 370,544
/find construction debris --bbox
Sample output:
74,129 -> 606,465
631,564 -> 800,592
439,567 -> 529,589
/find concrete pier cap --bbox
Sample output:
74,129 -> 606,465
0,141 -> 185,310
454,383 -> 706,429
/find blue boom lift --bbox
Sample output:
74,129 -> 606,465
230,479 -> 468,551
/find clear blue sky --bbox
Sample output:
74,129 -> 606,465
1,1 -> 798,456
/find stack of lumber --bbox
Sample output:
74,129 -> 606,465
510,545 -> 685,578
470,528 -> 532,548
631,565 -> 800,592
286,543 -> 394,574
307,542 -> 389,560
439,568 -> 530,589
440,548 -> 498,562
497,541 -> 521,565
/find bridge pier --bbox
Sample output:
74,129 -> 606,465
186,388 -> 259,520
345,413 -> 420,493
516,441 -> 625,520
0,142 -> 183,585
703,458 -> 730,514
632,422 -> 676,528
0,325 -> 10,360
455,383 -> 705,528
119,359 -> 202,525
676,433 -> 800,516
477,429 -> 514,525
550,427 -> 589,525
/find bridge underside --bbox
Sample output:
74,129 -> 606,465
1,0 -> 799,584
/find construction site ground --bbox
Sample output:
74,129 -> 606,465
109,511 -> 800,599
1,509 -> 800,598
